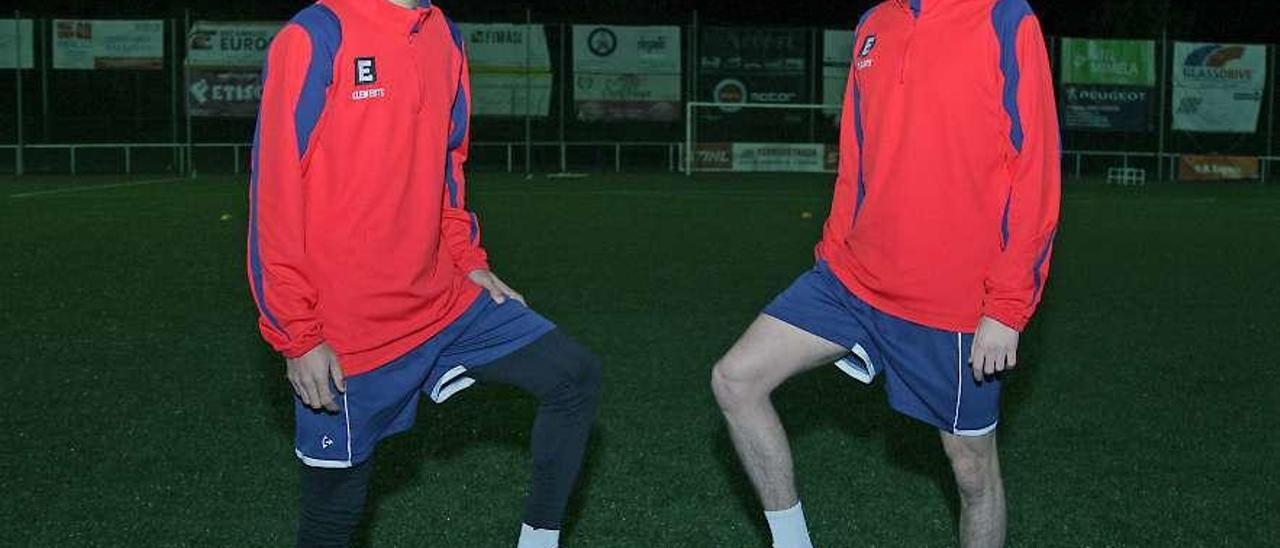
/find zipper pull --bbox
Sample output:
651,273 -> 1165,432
410,12 -> 430,40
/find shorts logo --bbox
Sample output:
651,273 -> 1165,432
355,57 -> 377,85
321,435 -> 334,449
860,35 -> 878,57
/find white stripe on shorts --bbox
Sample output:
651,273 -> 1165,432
951,333 -> 997,437
953,333 -> 963,433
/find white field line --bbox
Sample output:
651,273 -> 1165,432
7,177 -> 187,199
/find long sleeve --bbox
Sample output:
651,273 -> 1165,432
440,35 -> 491,274
248,24 -> 324,358
981,14 -> 1062,332
818,22 -> 869,257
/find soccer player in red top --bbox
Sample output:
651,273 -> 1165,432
248,1 -> 600,546
710,1 -> 1060,546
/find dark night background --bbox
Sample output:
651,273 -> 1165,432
3,0 -> 1274,156
7,1 -> 1278,41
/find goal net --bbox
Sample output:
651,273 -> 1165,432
684,101 -> 842,175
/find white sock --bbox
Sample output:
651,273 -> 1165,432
517,523 -> 560,548
765,502 -> 814,548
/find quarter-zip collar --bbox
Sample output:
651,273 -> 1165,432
340,0 -> 434,35
895,0 -> 987,18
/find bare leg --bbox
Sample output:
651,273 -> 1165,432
941,431 -> 1006,548
711,315 -> 847,510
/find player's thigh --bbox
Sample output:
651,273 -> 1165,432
713,314 -> 849,396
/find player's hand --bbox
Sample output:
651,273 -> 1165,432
287,343 -> 345,412
468,269 -> 526,306
970,316 -> 1019,382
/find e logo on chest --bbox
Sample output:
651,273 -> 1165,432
355,57 -> 378,85
860,35 -> 878,58
856,34 -> 878,70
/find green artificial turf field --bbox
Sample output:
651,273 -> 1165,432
2,174 -> 1277,547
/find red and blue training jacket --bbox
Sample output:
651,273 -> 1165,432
819,0 -> 1061,332
248,0 -> 487,375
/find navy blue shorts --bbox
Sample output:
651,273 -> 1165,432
295,293 -> 556,468
763,262 -> 1001,436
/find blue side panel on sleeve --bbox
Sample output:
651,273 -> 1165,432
249,61 -> 283,334
1031,228 -> 1057,298
853,81 -> 867,223
992,0 -> 1031,153
292,4 -> 342,159
1000,190 -> 1012,250
444,17 -> 469,208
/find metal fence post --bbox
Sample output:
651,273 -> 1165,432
14,12 -> 26,176
523,7 -> 533,175
558,23 -> 567,173
40,18 -> 49,142
1157,28 -> 1169,182
183,9 -> 194,177
685,10 -> 699,176
809,27 -> 818,144
684,102 -> 694,176
171,17 -> 182,176
1266,43 -> 1276,183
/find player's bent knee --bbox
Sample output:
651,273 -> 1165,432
547,337 -> 603,411
710,360 -> 765,412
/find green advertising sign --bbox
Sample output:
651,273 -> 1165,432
1061,38 -> 1156,86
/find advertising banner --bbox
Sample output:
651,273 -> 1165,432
53,19 -> 165,70
0,19 -> 35,69
1172,42 -> 1267,133
458,23 -> 552,117
699,27 -> 810,107
187,22 -> 280,67
695,143 -> 831,173
1178,155 -> 1260,181
573,25 -> 681,122
1060,85 -> 1153,131
1060,38 -> 1156,86
822,30 -> 855,109
188,68 -> 262,118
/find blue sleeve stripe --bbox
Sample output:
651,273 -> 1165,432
1031,228 -> 1057,298
249,61 -> 283,334
445,84 -> 468,208
292,4 -> 342,160
1000,190 -> 1012,250
444,154 -> 459,208
445,19 -> 468,209
446,17 -> 464,49
992,0 -> 1031,153
910,0 -> 923,18
469,212 -> 479,243
852,80 -> 867,223
848,5 -> 878,225
447,79 -> 469,152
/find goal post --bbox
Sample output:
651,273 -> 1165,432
684,101 -> 842,175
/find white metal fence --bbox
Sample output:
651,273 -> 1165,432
5,142 -> 1272,182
